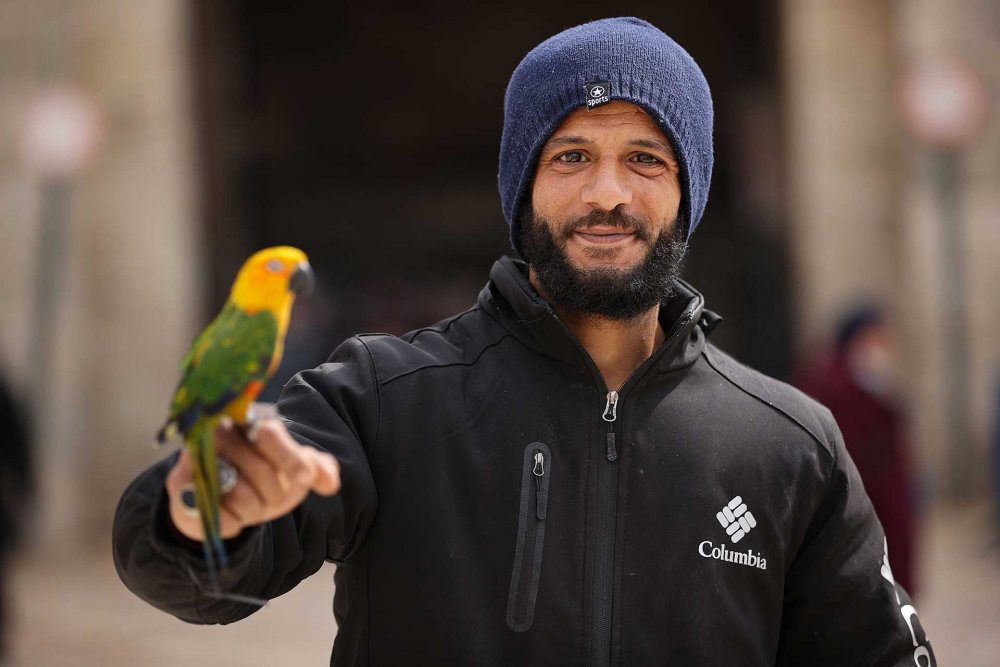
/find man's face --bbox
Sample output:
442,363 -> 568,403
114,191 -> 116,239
520,101 -> 687,320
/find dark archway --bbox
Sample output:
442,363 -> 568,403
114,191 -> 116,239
190,1 -> 791,392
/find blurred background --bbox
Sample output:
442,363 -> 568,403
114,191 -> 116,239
1,0 -> 998,664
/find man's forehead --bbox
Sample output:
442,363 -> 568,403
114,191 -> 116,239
543,101 -> 676,156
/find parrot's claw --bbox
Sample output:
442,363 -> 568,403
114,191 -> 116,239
241,402 -> 280,443
250,402 -> 280,422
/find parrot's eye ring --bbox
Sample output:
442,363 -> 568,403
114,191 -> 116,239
265,259 -> 285,274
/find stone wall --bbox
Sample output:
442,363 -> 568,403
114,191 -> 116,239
0,0 -> 201,546
784,0 -> 1000,495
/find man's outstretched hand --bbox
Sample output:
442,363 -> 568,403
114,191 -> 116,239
166,418 -> 341,542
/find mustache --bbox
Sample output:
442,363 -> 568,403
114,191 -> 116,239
559,207 -> 652,240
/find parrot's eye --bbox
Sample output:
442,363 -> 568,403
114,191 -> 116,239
266,259 -> 285,274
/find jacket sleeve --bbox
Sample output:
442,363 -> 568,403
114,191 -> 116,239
776,414 -> 934,666
112,336 -> 379,624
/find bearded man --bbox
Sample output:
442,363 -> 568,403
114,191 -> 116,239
114,17 -> 934,666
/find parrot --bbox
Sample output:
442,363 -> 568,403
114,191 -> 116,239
155,245 -> 314,592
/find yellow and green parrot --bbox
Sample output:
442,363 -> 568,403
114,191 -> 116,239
156,245 -> 314,589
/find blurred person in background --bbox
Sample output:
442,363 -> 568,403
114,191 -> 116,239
795,305 -> 918,595
113,18 -> 933,665
0,372 -> 32,662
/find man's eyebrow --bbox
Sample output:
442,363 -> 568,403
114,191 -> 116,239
542,135 -> 677,159
544,135 -> 593,147
629,138 -> 676,158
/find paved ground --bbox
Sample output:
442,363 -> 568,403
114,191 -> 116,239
3,500 -> 998,665
4,554 -> 338,665
915,499 -> 1000,666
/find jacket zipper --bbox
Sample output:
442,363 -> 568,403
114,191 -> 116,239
593,389 -> 618,665
592,310 -> 696,666
603,390 -> 619,461
507,442 -> 551,632
545,304 -> 697,666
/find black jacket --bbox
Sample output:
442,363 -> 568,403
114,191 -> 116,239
114,257 -> 935,666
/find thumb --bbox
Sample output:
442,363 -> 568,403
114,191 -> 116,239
308,449 -> 341,496
165,448 -> 194,496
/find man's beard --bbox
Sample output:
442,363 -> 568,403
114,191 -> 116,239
518,205 -> 689,321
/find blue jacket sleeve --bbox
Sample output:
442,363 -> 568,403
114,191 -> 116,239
112,336 -> 379,624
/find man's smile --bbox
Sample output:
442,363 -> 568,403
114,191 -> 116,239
571,226 -> 640,246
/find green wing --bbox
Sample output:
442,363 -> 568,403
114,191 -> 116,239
164,302 -> 279,436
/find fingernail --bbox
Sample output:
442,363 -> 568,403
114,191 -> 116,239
180,486 -> 199,516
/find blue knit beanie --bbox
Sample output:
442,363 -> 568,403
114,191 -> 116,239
499,17 -> 714,257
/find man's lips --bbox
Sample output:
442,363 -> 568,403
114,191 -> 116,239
572,228 -> 638,244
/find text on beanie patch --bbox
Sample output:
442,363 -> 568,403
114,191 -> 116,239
584,80 -> 612,110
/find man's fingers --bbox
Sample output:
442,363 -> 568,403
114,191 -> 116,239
309,449 -> 341,496
222,479 -> 264,528
216,432 -> 287,506
218,504 -> 244,539
166,448 -> 194,494
166,419 -> 341,540
253,419 -> 313,484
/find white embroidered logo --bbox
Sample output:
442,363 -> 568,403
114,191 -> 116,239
880,538 -> 932,664
716,495 -> 757,543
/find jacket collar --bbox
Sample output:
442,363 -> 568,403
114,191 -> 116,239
477,256 -> 719,378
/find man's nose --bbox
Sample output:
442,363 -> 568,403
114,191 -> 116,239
580,159 -> 632,211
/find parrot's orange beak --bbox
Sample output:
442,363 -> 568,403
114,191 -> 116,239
290,261 -> 315,296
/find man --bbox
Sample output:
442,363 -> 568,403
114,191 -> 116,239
0,373 -> 32,661
114,18 -> 935,665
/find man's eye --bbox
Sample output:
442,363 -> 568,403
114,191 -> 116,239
632,153 -> 663,165
556,151 -> 586,163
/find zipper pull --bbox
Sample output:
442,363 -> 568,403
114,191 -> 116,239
602,391 -> 619,422
606,433 -> 618,462
533,451 -> 547,520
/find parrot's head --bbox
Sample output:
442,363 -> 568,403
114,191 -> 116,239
230,246 -> 315,315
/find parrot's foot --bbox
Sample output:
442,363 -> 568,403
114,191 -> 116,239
239,402 -> 281,443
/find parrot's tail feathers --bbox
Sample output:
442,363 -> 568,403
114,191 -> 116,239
189,423 -> 230,590
199,537 -> 221,592
175,553 -> 268,609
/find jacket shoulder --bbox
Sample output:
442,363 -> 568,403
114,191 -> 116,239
702,343 -> 838,458
355,306 -> 510,387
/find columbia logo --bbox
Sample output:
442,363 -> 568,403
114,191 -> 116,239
716,496 -> 756,543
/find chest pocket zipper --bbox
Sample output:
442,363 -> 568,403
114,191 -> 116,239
506,442 -> 551,632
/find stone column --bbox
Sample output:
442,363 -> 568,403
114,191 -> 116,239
784,0 -> 999,496
782,0 -> 903,345
0,0 -> 202,546
897,0 -> 1000,495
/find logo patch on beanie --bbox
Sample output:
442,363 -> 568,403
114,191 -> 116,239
584,80 -> 612,110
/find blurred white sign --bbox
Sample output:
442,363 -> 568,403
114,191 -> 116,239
899,56 -> 990,150
21,86 -> 103,178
